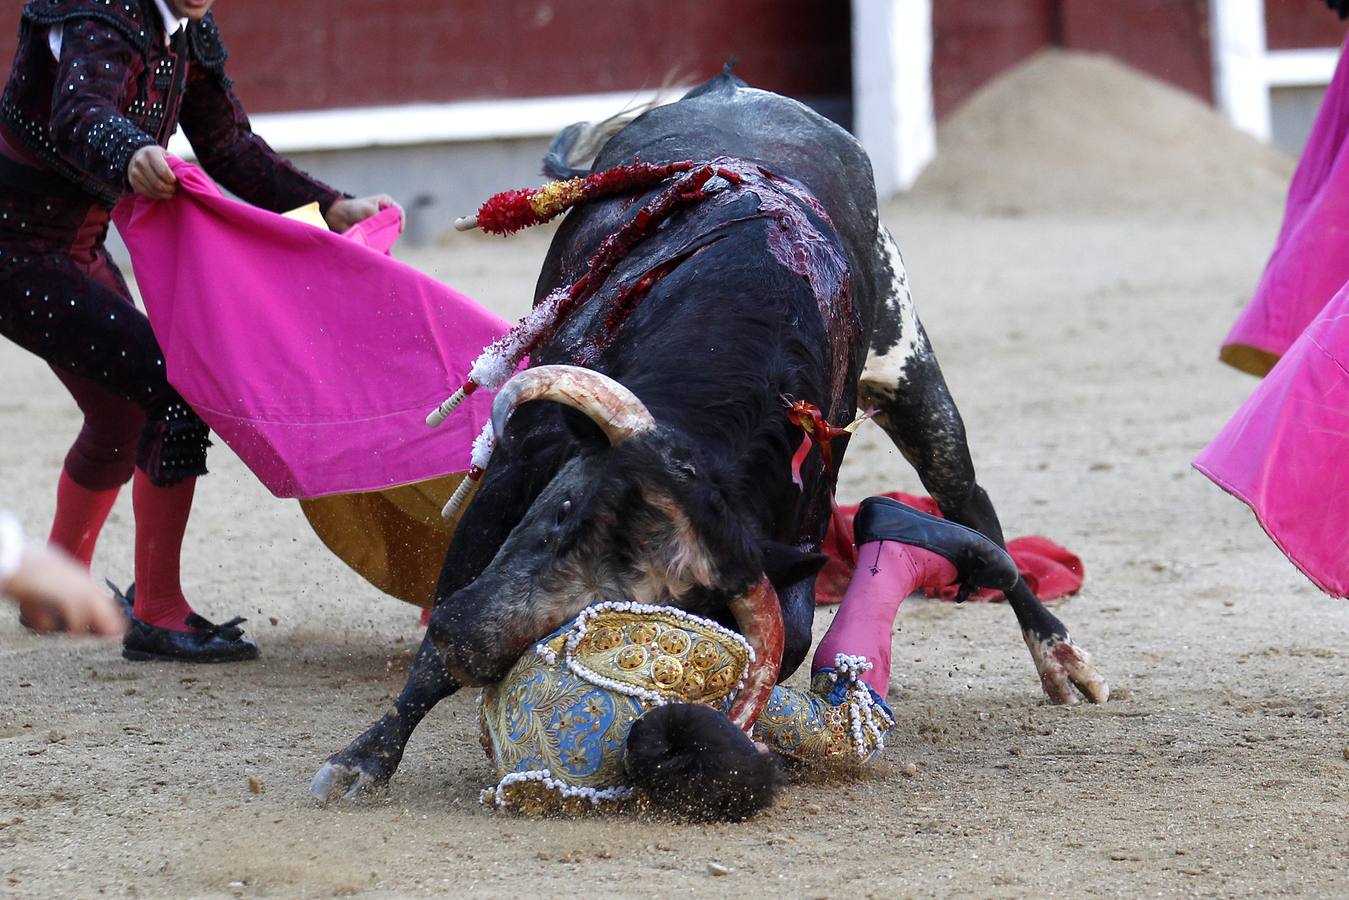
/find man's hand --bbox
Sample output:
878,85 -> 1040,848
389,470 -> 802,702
5,545 -> 125,637
127,145 -> 177,200
325,194 -> 404,233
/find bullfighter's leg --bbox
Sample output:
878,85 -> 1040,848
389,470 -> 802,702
813,497 -> 1019,693
310,633 -> 460,802
857,227 -> 1108,704
757,504 -> 1019,765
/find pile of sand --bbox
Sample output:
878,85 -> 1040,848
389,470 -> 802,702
913,50 -> 1295,217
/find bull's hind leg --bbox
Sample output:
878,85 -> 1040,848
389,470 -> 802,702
857,227 -> 1107,705
310,634 -> 460,801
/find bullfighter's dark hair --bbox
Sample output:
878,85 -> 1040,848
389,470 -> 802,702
624,703 -> 784,821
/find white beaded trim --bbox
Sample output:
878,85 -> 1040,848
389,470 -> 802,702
829,653 -> 896,759
0,513 -> 24,588
558,601 -> 754,706
480,768 -> 637,811
831,653 -> 873,681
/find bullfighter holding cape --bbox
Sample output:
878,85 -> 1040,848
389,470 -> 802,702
0,0 -> 401,661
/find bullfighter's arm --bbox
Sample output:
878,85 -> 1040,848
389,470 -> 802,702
47,18 -> 158,198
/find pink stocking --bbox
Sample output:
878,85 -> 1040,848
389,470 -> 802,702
131,470 -> 197,632
811,540 -> 957,695
49,469 -> 120,567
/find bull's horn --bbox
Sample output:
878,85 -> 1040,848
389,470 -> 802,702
490,364 -> 656,445
725,576 -> 785,734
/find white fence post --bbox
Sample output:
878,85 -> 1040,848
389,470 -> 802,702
1211,0 -> 1272,141
852,0 -> 936,198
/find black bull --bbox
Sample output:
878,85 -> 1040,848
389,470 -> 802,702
311,72 -> 1107,802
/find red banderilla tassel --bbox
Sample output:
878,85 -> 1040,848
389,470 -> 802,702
472,160 -> 700,236
785,398 -> 874,487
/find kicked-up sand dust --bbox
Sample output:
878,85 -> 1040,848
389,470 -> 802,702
2,51 -> 1346,897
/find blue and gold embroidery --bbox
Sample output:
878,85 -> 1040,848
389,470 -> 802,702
478,604 -> 895,815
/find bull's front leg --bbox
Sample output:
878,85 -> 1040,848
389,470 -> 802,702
857,226 -> 1107,704
931,483 -> 1108,705
310,632 -> 460,802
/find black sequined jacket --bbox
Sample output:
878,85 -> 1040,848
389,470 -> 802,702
0,0 -> 342,215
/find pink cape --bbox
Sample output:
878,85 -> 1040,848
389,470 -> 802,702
1221,39 -> 1349,373
1195,284 -> 1349,597
1197,41 -> 1349,598
112,160 -> 507,498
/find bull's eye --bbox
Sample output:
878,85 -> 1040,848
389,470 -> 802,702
555,499 -> 573,525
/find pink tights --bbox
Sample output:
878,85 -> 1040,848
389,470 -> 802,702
811,540 -> 957,695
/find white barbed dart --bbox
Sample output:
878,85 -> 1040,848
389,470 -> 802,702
441,422 -> 496,520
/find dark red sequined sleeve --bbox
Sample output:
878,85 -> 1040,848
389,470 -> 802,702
178,66 -> 345,215
47,18 -> 157,196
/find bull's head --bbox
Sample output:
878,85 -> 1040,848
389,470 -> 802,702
428,365 -> 818,706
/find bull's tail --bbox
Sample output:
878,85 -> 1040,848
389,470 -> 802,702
624,703 -> 783,821
542,91 -> 673,179
542,121 -> 595,179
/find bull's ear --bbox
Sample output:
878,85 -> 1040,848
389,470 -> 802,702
759,541 -> 830,588
560,405 -> 612,455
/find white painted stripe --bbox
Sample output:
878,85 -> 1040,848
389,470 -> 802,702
1264,48 -> 1340,87
168,88 -> 681,158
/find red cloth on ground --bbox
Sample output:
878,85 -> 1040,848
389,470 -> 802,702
815,492 -> 1084,604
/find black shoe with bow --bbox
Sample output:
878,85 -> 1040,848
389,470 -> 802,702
113,583 -> 260,663
853,496 -> 1020,603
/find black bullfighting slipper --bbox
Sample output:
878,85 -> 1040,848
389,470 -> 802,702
121,613 -> 260,663
853,496 -> 1020,603
115,583 -> 259,663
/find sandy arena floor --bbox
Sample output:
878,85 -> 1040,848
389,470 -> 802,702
2,53 -> 1348,898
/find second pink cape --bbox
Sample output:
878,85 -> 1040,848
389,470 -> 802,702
1196,284 -> 1349,597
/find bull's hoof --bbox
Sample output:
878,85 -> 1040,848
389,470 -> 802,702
309,757 -> 389,803
1023,630 -> 1109,705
